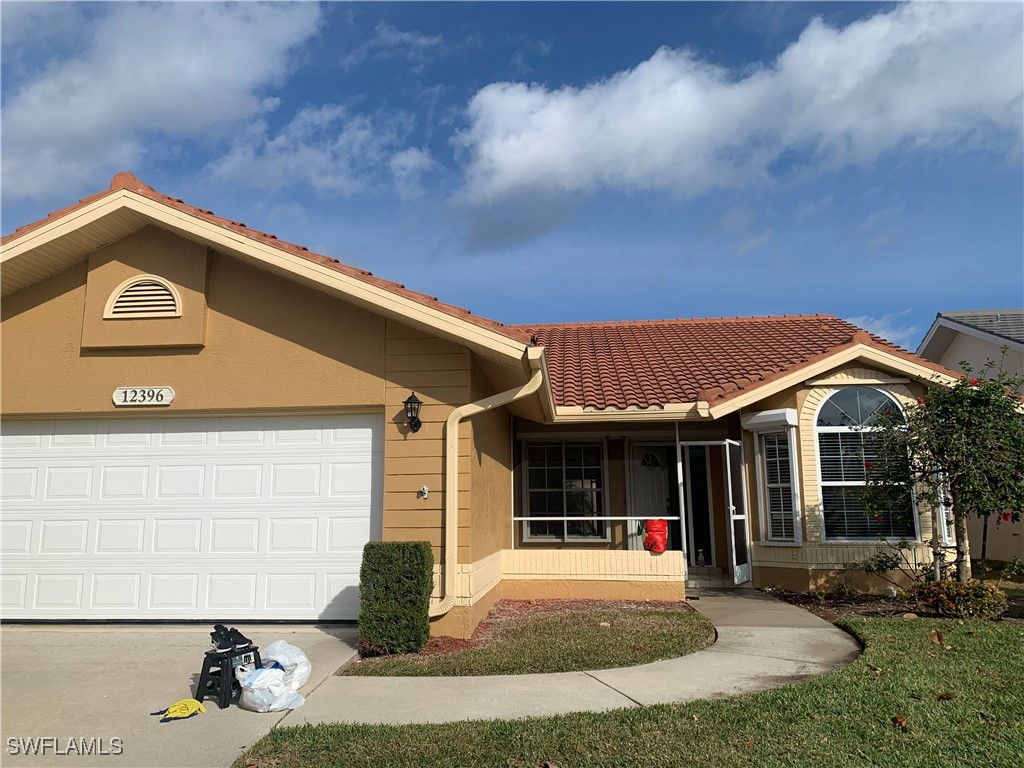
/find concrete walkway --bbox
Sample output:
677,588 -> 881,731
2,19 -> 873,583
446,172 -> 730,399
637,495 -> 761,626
287,589 -> 862,727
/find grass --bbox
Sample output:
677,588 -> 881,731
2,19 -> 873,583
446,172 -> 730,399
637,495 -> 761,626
237,618 -> 1024,768
343,607 -> 716,676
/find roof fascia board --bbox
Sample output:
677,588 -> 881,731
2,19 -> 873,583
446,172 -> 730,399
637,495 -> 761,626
706,344 -> 958,419
527,346 -> 557,422
3,191 -> 530,368
921,317 -> 1024,355
1,191 -> 134,262
551,402 -> 709,422
915,317 -> 946,357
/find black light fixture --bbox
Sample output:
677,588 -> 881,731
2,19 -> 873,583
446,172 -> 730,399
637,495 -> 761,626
403,392 -> 423,433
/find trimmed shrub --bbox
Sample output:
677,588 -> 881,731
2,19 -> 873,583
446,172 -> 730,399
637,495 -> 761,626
358,541 -> 433,656
911,580 -> 1008,620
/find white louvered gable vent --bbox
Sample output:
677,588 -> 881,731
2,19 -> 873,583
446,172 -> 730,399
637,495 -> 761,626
103,275 -> 182,319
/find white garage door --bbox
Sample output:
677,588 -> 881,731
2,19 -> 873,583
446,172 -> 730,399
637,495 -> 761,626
0,414 -> 382,620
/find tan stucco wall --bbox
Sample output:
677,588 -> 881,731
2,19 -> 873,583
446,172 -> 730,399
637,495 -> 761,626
968,516 -> 1023,562
468,358 -> 514,562
502,579 -> 684,601
938,333 -> 1024,378
429,579 -> 504,638
753,565 -> 920,594
2,235 -> 385,416
80,227 -> 208,348
380,323 -> 473,564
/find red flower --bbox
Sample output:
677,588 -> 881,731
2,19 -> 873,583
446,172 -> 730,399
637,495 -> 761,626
1002,513 -> 1013,522
915,396 -> 925,404
970,378 -> 979,387
864,460 -> 873,470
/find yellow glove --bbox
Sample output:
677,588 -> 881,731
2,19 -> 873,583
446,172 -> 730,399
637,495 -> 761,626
150,698 -> 207,723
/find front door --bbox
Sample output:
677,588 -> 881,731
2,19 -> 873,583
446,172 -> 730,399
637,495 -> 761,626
629,447 -> 671,550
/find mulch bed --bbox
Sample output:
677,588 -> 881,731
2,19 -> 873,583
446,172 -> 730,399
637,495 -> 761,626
766,587 -> 1024,624
419,598 -> 692,657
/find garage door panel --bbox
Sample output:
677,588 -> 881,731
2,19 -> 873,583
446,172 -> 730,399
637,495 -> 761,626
99,466 -> 150,500
210,518 -> 260,553
91,574 -> 142,609
157,464 -> 207,498
1,520 -> 32,553
2,574 -> 28,609
1,466 -> 37,500
44,466 -> 93,501
2,414 -> 381,619
96,519 -> 145,553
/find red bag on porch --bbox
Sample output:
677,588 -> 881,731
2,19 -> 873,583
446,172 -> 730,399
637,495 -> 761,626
643,519 -> 668,554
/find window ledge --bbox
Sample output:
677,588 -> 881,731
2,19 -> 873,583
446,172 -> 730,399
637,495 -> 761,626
821,538 -> 923,545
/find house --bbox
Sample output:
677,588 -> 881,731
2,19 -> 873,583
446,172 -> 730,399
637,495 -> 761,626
917,309 -> 1024,563
1,173 -> 960,638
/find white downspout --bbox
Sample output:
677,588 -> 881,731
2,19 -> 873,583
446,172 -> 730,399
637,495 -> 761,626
429,349 -> 545,618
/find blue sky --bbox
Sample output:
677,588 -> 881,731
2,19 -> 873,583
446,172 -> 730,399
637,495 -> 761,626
2,1 -> 1021,349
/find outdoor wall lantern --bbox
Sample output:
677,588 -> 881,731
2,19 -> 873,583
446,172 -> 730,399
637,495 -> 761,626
403,392 -> 423,433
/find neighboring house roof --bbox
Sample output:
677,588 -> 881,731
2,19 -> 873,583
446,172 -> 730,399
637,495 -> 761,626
519,315 -> 955,412
1,173 -> 533,352
916,310 -> 1024,362
937,310 -> 1024,344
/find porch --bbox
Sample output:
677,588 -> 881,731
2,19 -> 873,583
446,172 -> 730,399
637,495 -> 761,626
511,419 -> 755,589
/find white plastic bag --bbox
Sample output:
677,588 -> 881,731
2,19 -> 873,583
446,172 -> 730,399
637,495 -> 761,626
238,667 -> 305,712
261,640 -> 312,690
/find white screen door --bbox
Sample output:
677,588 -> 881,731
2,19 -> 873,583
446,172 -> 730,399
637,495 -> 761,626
725,439 -> 752,584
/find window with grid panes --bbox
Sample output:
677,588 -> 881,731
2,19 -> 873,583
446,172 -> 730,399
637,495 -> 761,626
760,432 -> 796,541
525,443 -> 606,541
816,387 -> 916,540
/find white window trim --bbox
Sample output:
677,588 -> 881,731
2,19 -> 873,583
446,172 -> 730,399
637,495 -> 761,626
749,427 -> 802,545
813,387 -> 921,543
520,439 -> 612,543
103,274 -> 182,319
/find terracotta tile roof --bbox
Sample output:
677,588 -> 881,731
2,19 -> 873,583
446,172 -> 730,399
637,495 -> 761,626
517,315 -> 954,410
2,172 -> 531,344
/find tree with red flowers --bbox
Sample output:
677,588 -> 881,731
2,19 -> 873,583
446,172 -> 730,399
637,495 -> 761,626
861,352 -> 1024,583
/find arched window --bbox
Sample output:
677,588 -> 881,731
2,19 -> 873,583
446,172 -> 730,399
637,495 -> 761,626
103,275 -> 181,319
815,386 -> 916,540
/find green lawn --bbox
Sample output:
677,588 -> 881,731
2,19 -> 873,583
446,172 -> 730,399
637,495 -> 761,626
342,607 -> 716,676
237,618 -> 1024,768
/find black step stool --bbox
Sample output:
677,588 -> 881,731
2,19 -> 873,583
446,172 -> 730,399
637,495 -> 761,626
195,646 -> 261,709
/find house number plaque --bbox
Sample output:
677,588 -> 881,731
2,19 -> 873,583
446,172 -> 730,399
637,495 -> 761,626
112,386 -> 175,406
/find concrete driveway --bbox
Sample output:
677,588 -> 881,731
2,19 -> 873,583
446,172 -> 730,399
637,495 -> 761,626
1,624 -> 357,768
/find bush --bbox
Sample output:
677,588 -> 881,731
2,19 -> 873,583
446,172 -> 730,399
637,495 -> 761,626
911,580 -> 1008,620
358,541 -> 434,656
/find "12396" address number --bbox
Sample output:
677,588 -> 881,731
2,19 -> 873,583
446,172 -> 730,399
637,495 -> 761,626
112,386 -> 175,406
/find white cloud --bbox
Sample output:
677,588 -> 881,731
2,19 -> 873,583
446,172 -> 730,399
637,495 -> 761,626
735,229 -> 773,257
209,104 -> 427,198
341,22 -> 446,72
847,310 -> 924,349
1,3 -> 322,200
390,148 -> 438,200
455,2 -> 1022,204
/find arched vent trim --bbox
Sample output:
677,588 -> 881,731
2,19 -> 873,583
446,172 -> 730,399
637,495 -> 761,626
103,275 -> 182,319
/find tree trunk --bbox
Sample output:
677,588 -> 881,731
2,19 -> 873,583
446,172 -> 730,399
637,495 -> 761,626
930,499 -> 943,582
953,504 -> 970,582
979,514 -> 990,581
